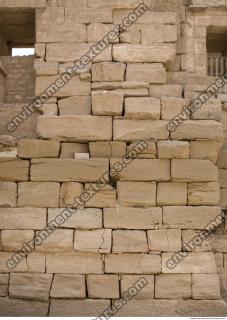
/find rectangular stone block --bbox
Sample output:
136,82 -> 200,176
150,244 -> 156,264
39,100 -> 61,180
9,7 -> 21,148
163,206 -> 221,229
18,182 -> 60,207
188,182 -> 220,205
58,96 -> 91,116
221,189 -> 227,208
171,159 -> 218,182
0,274 -> 8,297
48,208 -> 102,229
37,115 -> 112,142
9,273 -> 52,301
46,253 -> 103,274
182,230 -> 212,252
125,97 -> 161,120
191,141 -> 222,163
105,254 -> 161,274
141,25 -> 177,44
36,229 -> 73,253
74,229 -> 111,253
155,274 -> 191,299
147,229 -> 181,252
127,141 -> 157,159
150,84 -> 183,98
0,253 -> 28,272
60,182 -> 84,207
87,23 -> 119,43
87,275 -> 119,299
113,44 -> 176,63
126,63 -> 166,83
88,0 -> 142,8
34,61 -> 58,76
89,141 -> 126,158
110,159 -> 170,181
0,160 -> 29,181
218,149 -> 227,168
0,0 -> 47,7
66,7 -> 112,23
104,207 -> 162,229
60,143 -> 89,158
121,275 -> 154,299
157,182 -> 187,205
92,91 -> 123,116
120,25 -> 141,44
192,99 -> 222,121
1,230 -> 34,251
117,181 -> 156,207
158,141 -> 190,159
192,274 -> 221,299
112,230 -> 148,253
50,274 -> 86,298
85,184 -> 116,208
0,208 -> 46,230
219,169 -> 227,188
213,234 -> 227,253
0,182 -> 17,207
161,97 -> 191,120
31,158 -> 109,182
92,62 -> 125,81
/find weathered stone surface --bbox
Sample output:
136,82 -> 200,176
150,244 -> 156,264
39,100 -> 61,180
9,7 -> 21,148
157,182 -> 187,205
35,43 -> 46,58
58,96 -> 91,116
0,135 -> 16,147
155,274 -> 191,299
88,0 -> 142,8
0,160 -> 29,181
192,274 -> 221,299
120,25 -> 141,44
218,149 -> 227,168
18,182 -> 60,207
125,97 -> 161,119
141,25 -> 177,44
126,63 -> 166,83
60,182 -> 84,207
163,206 -> 220,229
31,158 -> 109,182
0,298 -> 48,317
9,273 -> 52,301
0,208 -> 46,230
161,97 -> 191,120
104,207 -> 162,229
85,184 -> 116,208
158,140 -> 189,159
51,274 -> 86,298
190,141 -> 223,163
182,230 -> 212,252
1,230 -> 34,251
213,234 -> 227,253
92,91 -> 123,116
127,141 -> 157,159
219,169 -> 227,188
87,275 -> 119,298
0,274 -> 8,297
74,229 -> 111,253
148,229 -> 181,252
48,208 -> 102,229
221,188 -> 227,207
60,143 -> 89,158
121,275 -> 154,299
113,119 -> 168,141
87,23 -> 119,43
117,181 -> 156,207
112,230 -> 148,253
89,141 -> 126,158
192,99 -> 222,122
34,60 -> 58,76
105,254 -> 161,274
172,159 -> 218,182
37,115 -> 112,142
188,182 -> 220,205
46,253 -> 103,274
36,229 -> 73,253
92,62 -> 125,81
0,182 -> 17,207
110,159 -> 170,181
150,84 -> 183,98
0,0 -> 46,7
113,44 -> 176,63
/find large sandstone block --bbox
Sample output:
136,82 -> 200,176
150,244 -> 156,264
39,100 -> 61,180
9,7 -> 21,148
0,298 -> 48,317
110,159 -> 170,181
18,182 -> 60,207
218,149 -> 227,168
213,234 -> 227,253
87,275 -> 119,299
48,208 -> 102,229
188,182 -> 220,205
0,182 -> 17,207
182,230 -> 212,252
104,207 -> 162,229
155,274 -> 191,299
192,274 -> 221,299
36,229 -> 73,253
161,97 -> 191,120
88,0 -> 142,8
121,275 -> 154,299
0,160 -> 29,181
192,99 -> 222,121
37,115 -> 112,142
117,181 -> 156,207
0,253 -> 28,272
126,63 -> 166,83
92,91 -> 123,116
74,229 -> 111,253
105,254 -> 161,274
30,158 -> 109,182
120,25 -> 141,44
125,97 -> 161,120
66,7 -> 112,23
190,141 -> 223,163
171,159 -> 218,182
18,139 -> 60,159
50,274 -> 86,298
1,230 -> 34,251
158,140 -> 189,159
157,182 -> 187,205
0,274 -> 8,297
113,44 -> 176,63
127,141 -> 157,159
58,96 -> 91,116
113,119 -> 169,141
60,143 -> 89,158
84,184 -> 116,208
60,182 -> 84,207
87,23 -> 119,43
89,141 -> 126,158
92,62 -> 125,81
148,229 -> 181,252
112,230 -> 148,253
0,0 -> 47,7
9,273 -> 52,301
0,208 -> 46,230
163,206 -> 221,229
46,253 -> 103,274
150,84 -> 183,98
141,25 -> 177,44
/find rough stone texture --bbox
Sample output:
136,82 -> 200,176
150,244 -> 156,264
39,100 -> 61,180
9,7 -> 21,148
58,96 -> 91,116
121,275 -> 154,299
155,274 -> 191,299
0,298 -> 49,316
112,230 -> 148,253
85,184 -> 116,208
191,141 -> 223,163
0,182 -> 17,207
188,182 -> 220,205
36,229 -> 73,252
0,160 -> 29,181
157,182 -> 187,205
89,141 -> 126,158
126,63 -> 166,83
50,274 -> 86,298
60,143 -> 89,158
125,97 -> 161,120
87,275 -> 119,298
158,141 -> 190,159
1,230 -> 34,251
92,62 -> 125,81
74,229 -> 111,253
192,274 -> 221,299
60,182 -> 84,207
147,229 -> 181,252
92,91 -> 123,116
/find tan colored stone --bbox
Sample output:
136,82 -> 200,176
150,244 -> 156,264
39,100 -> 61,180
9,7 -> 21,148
0,0 -> 47,7
221,189 -> 227,207
163,206 -> 221,229
192,274 -> 221,299
105,254 -> 161,274
31,158 -> 109,182
157,182 -> 187,205
161,97 -> 191,120
0,208 -> 46,230
0,274 -> 8,297
39,104 -> 58,116
127,141 -> 157,159
125,97 -> 161,120
27,253 -> 46,273
0,160 -> 29,181
87,275 -> 119,298
213,234 -> 227,253
0,298 -> 49,317
66,7 -> 112,23
60,143 -> 89,158
158,140 -> 189,159
150,84 -> 183,98
9,273 -> 52,301
58,96 -> 91,116
18,139 -> 60,159
182,230 -> 212,252
188,182 -> 220,205
121,275 -> 154,299
148,229 -> 181,252
92,91 -> 123,116
113,230 -> 148,253
36,229 -> 73,253
50,274 -> 86,298
0,182 -> 17,207
89,141 -> 126,158
87,23 -> 118,43
141,25 -> 177,44
92,62 -> 125,81
35,43 -> 46,58
219,169 -> 227,188
34,60 -> 58,76
37,115 -> 112,142
120,25 -> 141,44
18,182 -> 60,207
117,181 -> 156,207
88,0 -> 142,8
104,207 -> 162,229
85,184 -> 116,208
191,141 -> 223,163
218,149 -> 227,168
192,99 -> 222,121
60,182 -> 84,207
155,274 -> 191,299
1,230 -> 34,251
126,63 -> 166,83
74,229 -> 111,253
